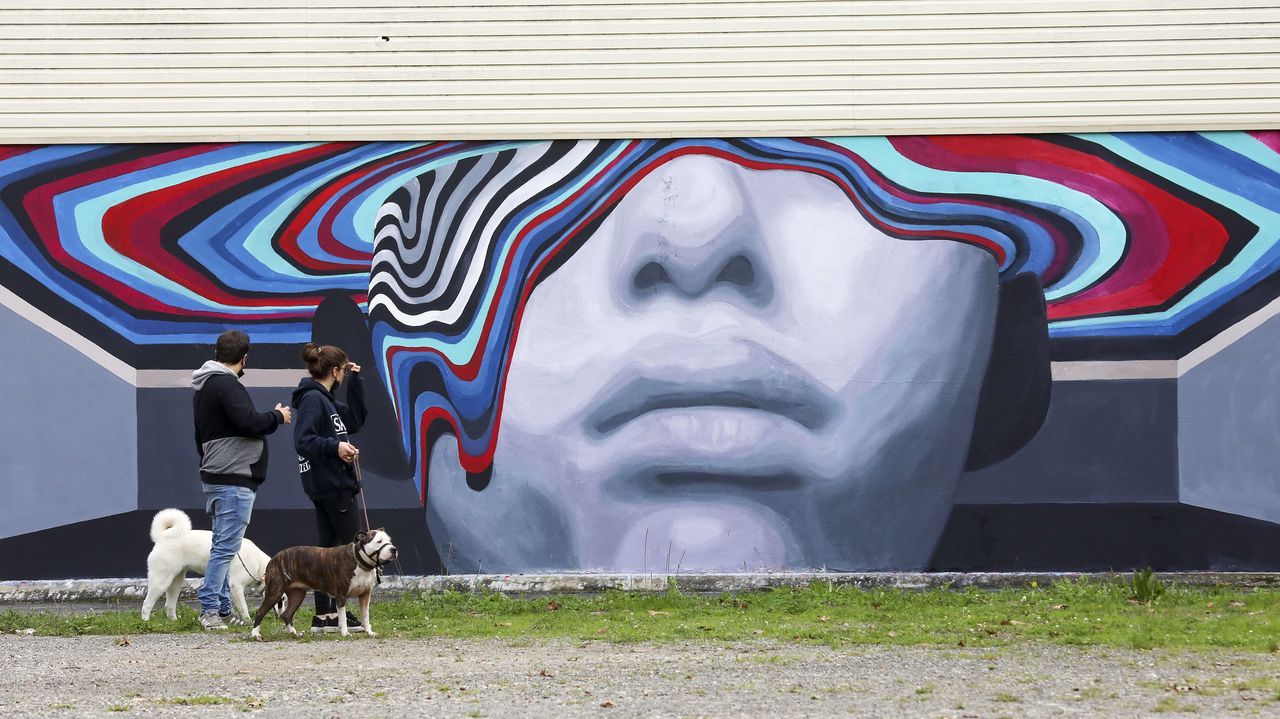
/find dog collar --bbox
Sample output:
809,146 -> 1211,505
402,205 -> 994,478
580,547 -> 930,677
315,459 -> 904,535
354,544 -> 380,571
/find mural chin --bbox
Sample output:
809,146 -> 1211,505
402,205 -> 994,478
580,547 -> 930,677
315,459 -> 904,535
607,504 -> 799,572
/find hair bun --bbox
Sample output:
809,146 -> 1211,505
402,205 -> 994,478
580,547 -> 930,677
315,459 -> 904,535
301,342 -> 319,362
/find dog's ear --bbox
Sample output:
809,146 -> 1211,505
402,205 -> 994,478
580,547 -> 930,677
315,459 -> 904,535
352,530 -> 370,545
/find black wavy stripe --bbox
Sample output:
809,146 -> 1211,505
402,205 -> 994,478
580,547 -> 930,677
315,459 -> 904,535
376,154 -> 496,299
369,153 -> 498,321
420,150 -> 519,298
385,174 -> 437,260
370,141 -> 620,336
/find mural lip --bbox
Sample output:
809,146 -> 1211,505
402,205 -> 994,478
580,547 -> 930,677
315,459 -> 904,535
584,341 -> 838,438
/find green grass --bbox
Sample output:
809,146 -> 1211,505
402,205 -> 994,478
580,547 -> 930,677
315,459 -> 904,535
2,579 -> 1278,652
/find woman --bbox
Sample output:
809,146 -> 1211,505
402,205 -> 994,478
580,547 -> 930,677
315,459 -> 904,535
292,342 -> 367,632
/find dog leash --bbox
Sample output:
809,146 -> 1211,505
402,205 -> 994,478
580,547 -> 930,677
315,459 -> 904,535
351,451 -> 381,584
352,451 -> 372,532
234,551 -> 264,584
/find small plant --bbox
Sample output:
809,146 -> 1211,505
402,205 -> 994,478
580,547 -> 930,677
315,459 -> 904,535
1130,568 -> 1166,603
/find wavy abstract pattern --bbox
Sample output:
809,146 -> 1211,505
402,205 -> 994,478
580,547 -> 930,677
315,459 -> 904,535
0,141 -> 467,343
2,134 -> 1280,492
364,135 -> 1280,496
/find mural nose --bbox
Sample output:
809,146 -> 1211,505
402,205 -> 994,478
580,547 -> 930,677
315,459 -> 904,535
616,155 -> 773,307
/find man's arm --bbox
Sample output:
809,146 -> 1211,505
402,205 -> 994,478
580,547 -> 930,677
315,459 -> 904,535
216,377 -> 283,437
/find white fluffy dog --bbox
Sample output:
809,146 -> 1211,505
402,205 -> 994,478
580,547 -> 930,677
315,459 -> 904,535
141,508 -> 274,621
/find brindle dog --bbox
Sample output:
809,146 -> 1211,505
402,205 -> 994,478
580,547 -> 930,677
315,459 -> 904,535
250,528 -> 397,639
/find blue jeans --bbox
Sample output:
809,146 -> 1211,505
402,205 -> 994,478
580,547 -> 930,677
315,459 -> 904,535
198,483 -> 256,615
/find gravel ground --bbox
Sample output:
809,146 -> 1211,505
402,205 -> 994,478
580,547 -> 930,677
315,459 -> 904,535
2,634 -> 1278,718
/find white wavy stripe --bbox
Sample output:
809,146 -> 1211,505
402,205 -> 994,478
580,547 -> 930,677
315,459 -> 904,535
370,142 -> 600,329
370,153 -> 502,294
415,160 -> 460,276
416,148 -> 544,303
373,177 -> 422,263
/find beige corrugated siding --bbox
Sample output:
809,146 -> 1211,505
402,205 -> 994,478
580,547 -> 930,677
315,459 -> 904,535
0,0 -> 1278,141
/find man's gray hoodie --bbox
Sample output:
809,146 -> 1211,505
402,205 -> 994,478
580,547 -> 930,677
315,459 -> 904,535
192,360 -> 285,490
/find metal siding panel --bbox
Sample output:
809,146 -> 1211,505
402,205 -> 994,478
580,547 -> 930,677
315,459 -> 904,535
0,2 -> 1277,141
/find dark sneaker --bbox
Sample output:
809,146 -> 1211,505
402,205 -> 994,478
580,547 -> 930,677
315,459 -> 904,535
344,611 -> 366,633
199,610 -> 227,631
310,614 -> 338,634
220,612 -> 247,628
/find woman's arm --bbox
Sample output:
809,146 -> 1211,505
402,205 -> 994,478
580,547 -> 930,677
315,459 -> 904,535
335,369 -> 368,434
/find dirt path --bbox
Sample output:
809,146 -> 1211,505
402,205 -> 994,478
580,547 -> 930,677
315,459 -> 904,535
2,634 -> 1278,717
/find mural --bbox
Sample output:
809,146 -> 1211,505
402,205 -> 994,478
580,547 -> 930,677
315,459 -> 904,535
2,133 -> 1280,576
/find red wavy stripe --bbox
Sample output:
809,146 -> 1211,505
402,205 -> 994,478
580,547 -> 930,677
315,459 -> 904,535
24,145 -> 224,316
102,143 -> 357,312
276,144 -> 449,272
895,135 -> 1227,321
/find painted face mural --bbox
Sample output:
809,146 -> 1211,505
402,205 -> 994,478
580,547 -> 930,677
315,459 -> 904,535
365,136 -> 1280,572
374,145 -> 1001,570
2,133 -> 1280,574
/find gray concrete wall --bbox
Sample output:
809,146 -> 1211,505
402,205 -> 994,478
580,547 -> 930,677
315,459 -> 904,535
0,303 -> 136,538
1178,313 -> 1280,524
958,379 -> 1180,505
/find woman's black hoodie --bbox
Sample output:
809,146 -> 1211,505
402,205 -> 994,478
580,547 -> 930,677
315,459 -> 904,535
291,372 -> 367,501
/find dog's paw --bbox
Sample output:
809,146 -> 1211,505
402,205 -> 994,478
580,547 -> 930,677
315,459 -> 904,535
285,625 -> 298,636
366,630 -> 377,638
250,627 -> 262,641
339,630 -> 349,637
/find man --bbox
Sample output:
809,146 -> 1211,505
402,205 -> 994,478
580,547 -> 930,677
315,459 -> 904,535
192,329 -> 291,630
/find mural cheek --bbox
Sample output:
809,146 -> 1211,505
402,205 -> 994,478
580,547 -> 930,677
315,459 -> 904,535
426,432 -> 578,572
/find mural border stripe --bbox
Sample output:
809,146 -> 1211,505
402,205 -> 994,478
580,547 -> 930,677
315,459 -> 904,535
0,282 -> 135,385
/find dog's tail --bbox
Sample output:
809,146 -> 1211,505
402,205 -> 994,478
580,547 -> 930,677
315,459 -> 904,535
149,508 -> 192,543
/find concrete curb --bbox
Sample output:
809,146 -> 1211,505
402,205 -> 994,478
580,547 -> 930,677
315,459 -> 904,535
3,572 -> 1280,604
